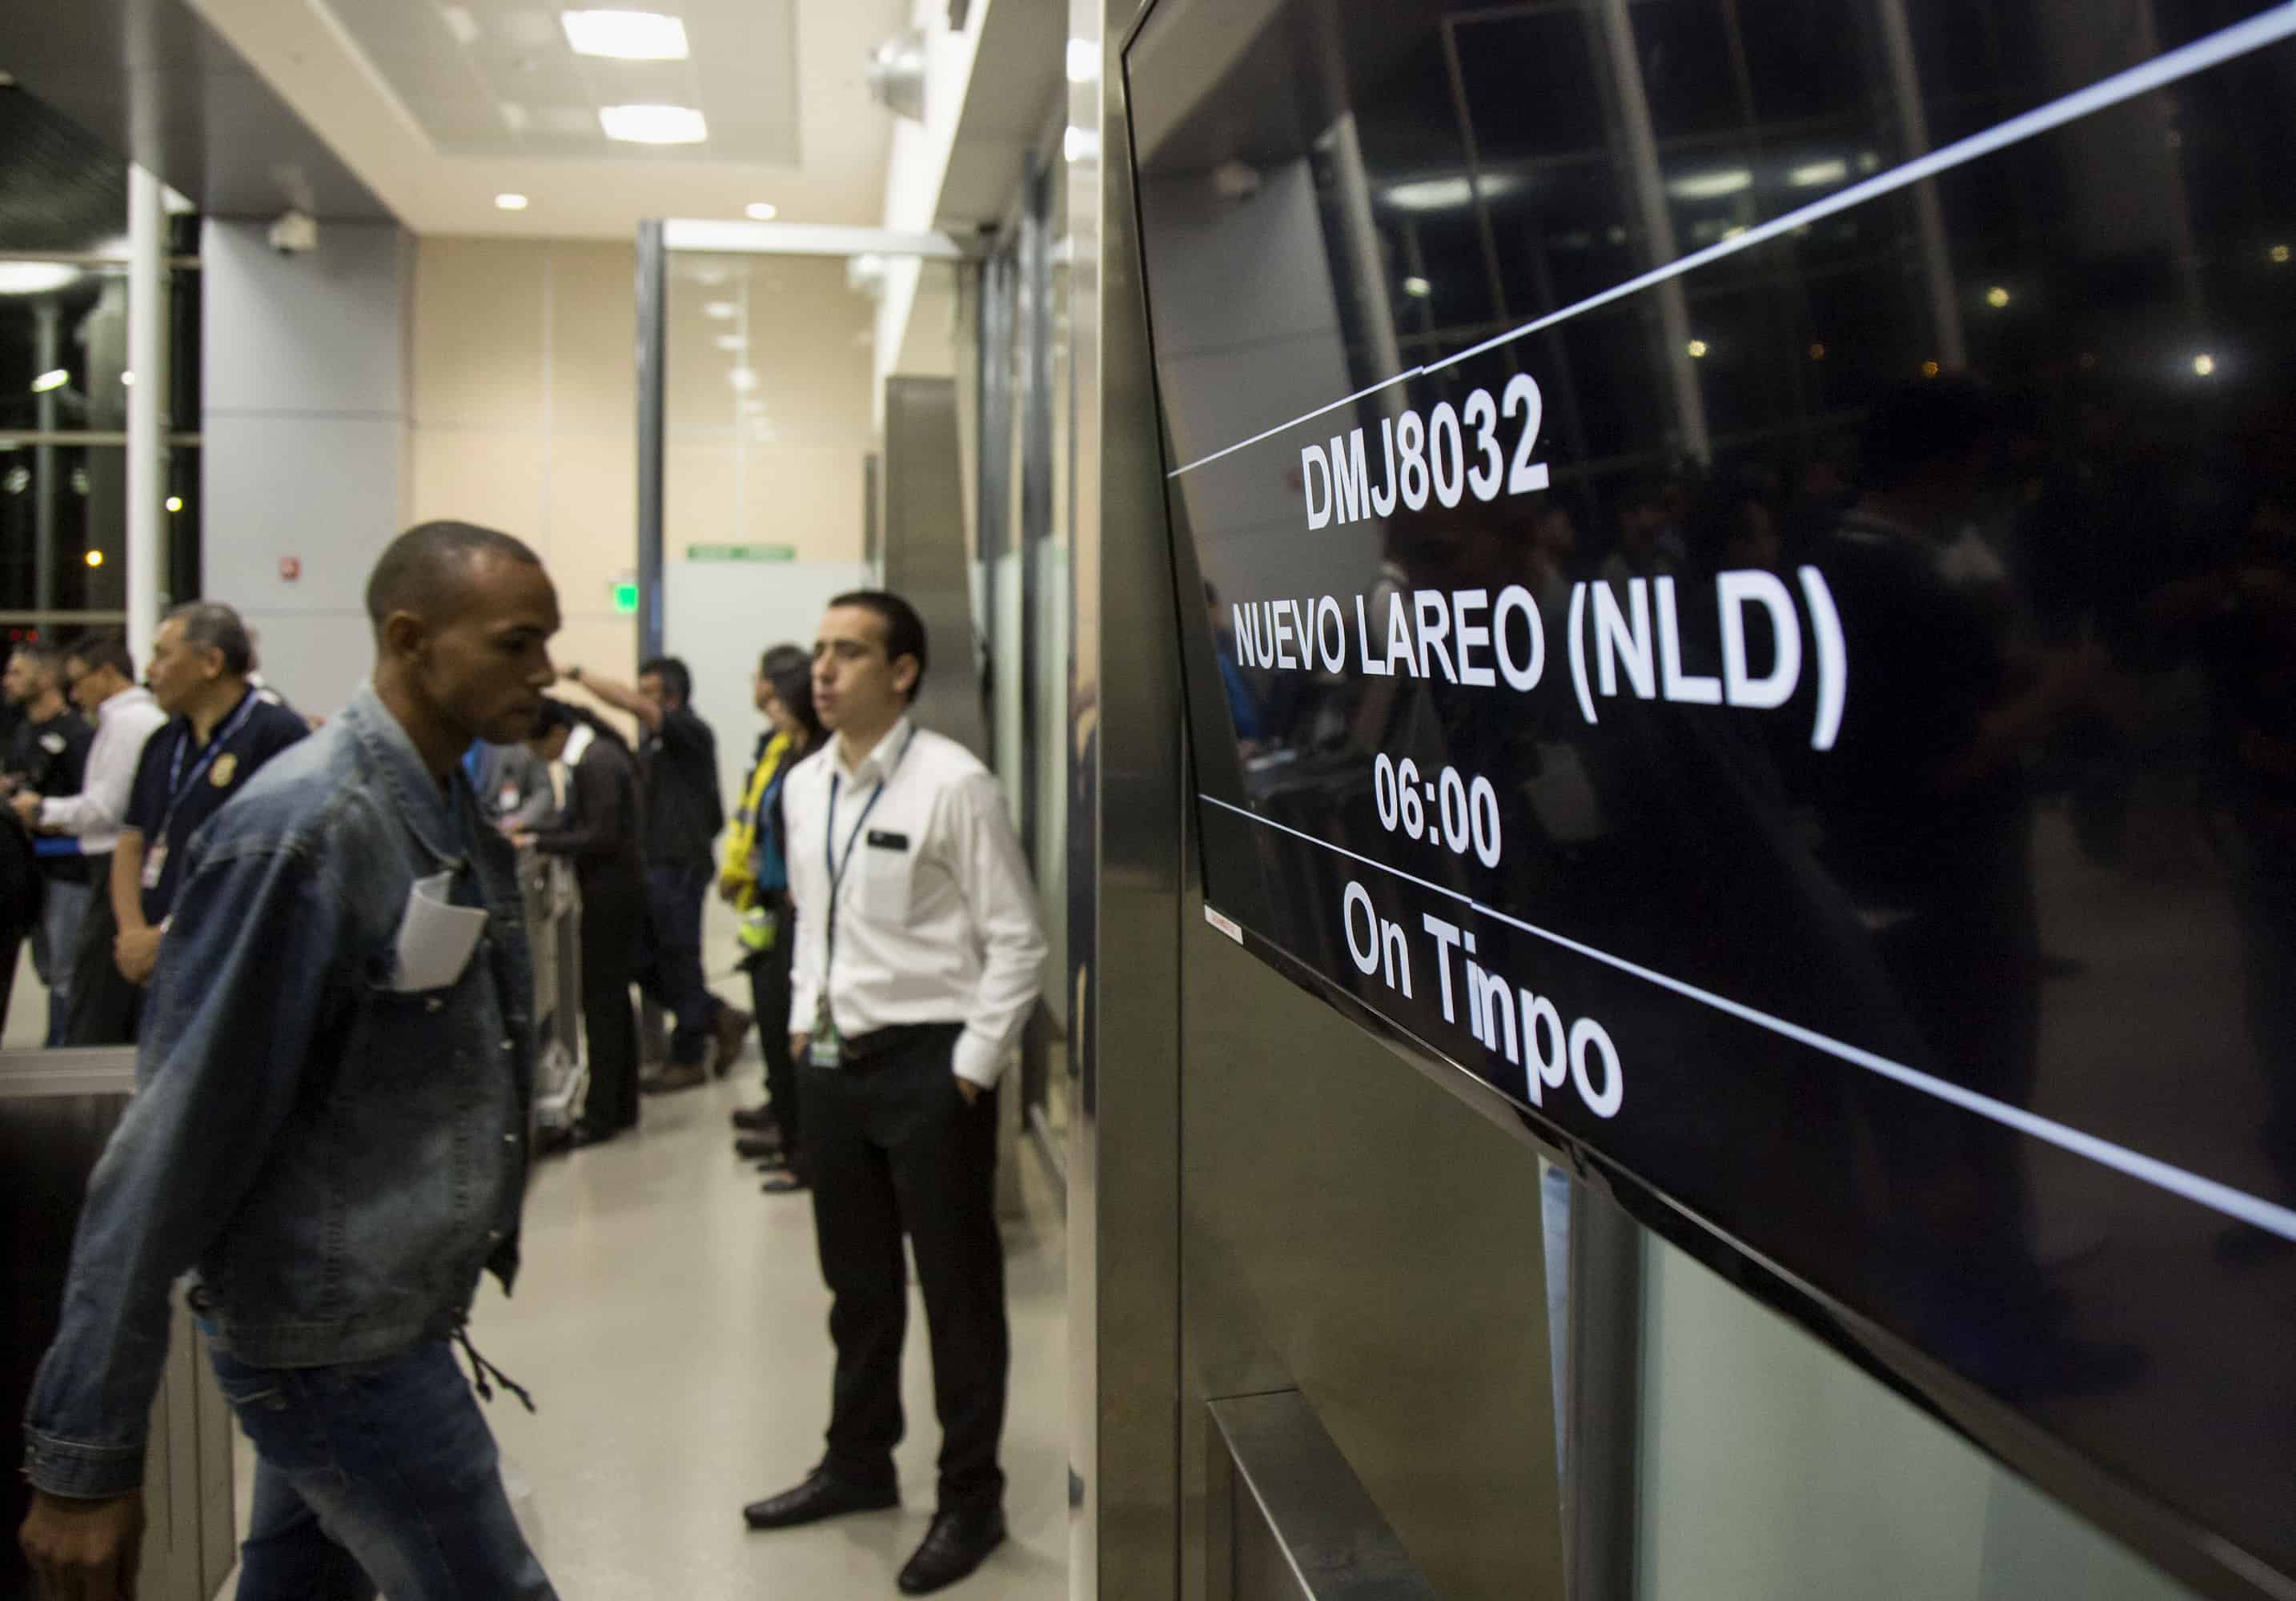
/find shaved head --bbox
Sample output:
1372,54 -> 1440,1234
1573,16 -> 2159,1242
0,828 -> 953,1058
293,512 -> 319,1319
366,520 -> 544,637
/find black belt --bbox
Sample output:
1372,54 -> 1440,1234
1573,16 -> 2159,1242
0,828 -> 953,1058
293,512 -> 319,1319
837,1021 -> 964,1068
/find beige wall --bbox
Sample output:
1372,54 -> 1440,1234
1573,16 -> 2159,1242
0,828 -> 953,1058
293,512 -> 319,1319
664,251 -> 878,563
408,237 -> 641,688
409,239 -> 887,768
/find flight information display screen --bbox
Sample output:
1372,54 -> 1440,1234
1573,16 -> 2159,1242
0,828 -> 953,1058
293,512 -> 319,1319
1124,0 -> 2296,1589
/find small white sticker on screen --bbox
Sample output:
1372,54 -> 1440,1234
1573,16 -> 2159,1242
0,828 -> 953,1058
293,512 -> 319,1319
1204,906 -> 1243,945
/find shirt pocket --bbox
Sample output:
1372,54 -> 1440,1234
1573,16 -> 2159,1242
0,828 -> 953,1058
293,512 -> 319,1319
858,839 -> 915,921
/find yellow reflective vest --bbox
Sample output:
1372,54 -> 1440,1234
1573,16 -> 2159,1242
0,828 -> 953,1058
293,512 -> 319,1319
720,731 -> 794,951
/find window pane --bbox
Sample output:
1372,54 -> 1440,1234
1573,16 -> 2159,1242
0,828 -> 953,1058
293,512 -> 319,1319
0,440 -> 126,613
0,264 -> 130,435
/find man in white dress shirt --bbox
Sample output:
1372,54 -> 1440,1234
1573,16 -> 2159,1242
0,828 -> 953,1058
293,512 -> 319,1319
11,632 -> 168,1044
741,591 -> 1045,1597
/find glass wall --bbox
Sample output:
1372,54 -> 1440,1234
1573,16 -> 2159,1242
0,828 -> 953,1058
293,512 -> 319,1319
657,249 -> 965,813
971,124 -> 1075,1162
0,89 -> 201,637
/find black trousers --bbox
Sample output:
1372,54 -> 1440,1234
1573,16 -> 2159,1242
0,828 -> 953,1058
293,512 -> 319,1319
805,1025 -> 1006,1515
636,863 -> 719,1066
65,857 -> 142,1047
0,920 -> 28,1041
745,896 -> 802,1175
579,880 -> 644,1134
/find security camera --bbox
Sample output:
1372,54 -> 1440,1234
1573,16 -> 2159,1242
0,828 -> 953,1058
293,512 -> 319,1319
267,210 -> 319,256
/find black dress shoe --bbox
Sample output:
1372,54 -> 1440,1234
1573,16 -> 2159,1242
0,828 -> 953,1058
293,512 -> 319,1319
897,1509 -> 1006,1594
741,1469 -> 898,1531
730,1105 -> 774,1132
733,1133 -> 785,1161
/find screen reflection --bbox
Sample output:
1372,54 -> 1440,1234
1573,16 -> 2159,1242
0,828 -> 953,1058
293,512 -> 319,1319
1129,0 -> 2296,1588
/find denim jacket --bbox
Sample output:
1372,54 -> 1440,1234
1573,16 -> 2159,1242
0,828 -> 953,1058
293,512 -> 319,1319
22,684 -> 536,1499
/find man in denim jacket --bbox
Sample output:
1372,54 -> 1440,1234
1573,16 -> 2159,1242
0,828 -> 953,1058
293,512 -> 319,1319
18,521 -> 564,1601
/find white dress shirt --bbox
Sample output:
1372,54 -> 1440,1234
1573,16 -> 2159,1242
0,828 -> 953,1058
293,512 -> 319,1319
40,684 -> 167,855
785,716 -> 1047,1089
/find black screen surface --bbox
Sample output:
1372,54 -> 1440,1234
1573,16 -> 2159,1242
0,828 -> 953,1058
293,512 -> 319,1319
1125,0 -> 2296,1589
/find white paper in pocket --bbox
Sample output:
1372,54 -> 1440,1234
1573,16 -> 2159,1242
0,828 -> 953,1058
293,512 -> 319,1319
392,871 -> 488,992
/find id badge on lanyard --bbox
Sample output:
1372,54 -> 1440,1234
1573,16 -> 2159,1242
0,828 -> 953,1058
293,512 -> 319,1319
810,1007 -> 842,1068
140,841 -> 168,892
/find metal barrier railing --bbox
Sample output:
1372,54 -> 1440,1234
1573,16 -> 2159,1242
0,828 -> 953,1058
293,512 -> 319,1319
518,846 -> 587,1136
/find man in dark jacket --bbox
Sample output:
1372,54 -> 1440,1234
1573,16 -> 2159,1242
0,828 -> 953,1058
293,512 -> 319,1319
2,642 -> 91,1041
515,699 -> 646,1145
560,657 -> 751,1089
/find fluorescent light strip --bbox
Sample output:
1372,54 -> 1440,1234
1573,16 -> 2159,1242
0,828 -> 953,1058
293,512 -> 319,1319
1166,4 -> 2296,479
1199,793 -> 2296,1245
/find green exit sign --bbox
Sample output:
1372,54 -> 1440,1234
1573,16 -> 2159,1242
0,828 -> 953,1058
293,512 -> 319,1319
685,543 -> 796,564
612,581 -> 640,614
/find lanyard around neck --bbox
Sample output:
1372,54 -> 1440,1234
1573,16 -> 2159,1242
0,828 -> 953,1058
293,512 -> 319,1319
155,688 -> 260,839
824,728 -> 916,965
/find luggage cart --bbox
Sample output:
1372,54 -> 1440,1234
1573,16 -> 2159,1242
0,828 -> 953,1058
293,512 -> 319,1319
520,846 -> 588,1135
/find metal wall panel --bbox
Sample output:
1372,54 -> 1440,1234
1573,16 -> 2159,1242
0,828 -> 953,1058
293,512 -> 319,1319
1074,1 -> 1565,1595
2,1051 -> 235,1601
1068,2 -> 1186,1593
883,373 -> 990,762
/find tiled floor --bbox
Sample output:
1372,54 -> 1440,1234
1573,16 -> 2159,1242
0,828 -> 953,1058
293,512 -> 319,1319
465,1049 -> 1071,1601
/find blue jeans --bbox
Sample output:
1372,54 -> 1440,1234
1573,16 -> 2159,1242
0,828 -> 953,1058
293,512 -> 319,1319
210,1342 -> 555,1601
31,877 -> 91,1049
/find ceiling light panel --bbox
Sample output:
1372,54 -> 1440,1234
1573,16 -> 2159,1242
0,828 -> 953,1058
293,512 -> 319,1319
600,103 -> 707,143
562,10 -> 690,60
315,0 -> 794,161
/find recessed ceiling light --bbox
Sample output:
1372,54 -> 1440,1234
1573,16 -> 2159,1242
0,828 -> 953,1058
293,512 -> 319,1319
729,368 -> 757,392
1066,38 -> 1098,83
1402,275 -> 1431,298
0,263 -> 78,295
495,193 -> 530,211
2192,352 -> 2217,377
562,10 -> 689,60
745,202 -> 778,221
30,369 -> 67,393
702,301 -> 737,320
166,496 -> 184,513
599,103 -> 707,144
715,334 -> 748,351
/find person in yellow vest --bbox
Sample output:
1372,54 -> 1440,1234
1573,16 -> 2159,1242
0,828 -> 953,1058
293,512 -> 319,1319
721,644 -> 823,1192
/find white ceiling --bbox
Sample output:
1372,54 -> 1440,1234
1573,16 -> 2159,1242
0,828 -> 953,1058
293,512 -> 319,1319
183,0 -> 913,239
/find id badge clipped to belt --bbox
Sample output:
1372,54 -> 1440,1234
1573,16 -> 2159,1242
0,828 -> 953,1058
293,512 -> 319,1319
809,1000 -> 842,1068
